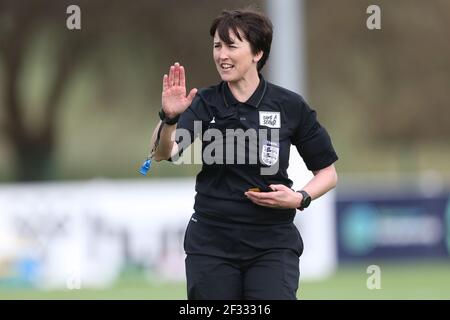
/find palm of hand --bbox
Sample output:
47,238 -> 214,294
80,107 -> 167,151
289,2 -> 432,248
161,62 -> 197,118
162,86 -> 190,115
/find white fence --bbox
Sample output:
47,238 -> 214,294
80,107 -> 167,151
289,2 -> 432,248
0,178 -> 336,289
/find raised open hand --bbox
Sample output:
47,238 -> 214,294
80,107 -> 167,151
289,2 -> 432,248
161,62 -> 197,119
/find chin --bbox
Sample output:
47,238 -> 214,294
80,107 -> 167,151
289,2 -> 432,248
219,73 -> 233,82
219,71 -> 240,82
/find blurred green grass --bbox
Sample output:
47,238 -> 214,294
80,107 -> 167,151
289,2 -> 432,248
1,260 -> 449,300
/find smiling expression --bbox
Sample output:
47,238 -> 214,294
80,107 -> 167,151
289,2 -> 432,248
213,29 -> 263,83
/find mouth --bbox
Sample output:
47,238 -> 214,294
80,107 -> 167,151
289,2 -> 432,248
220,63 -> 234,71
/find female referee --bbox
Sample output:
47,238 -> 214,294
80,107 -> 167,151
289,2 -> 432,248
148,9 -> 338,300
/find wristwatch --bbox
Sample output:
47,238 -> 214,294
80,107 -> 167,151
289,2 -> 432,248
296,190 -> 311,210
159,108 -> 180,125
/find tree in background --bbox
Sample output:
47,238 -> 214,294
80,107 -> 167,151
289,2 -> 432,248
308,0 -> 450,171
0,0 -> 252,181
0,1 -> 99,180
1,0 -> 449,181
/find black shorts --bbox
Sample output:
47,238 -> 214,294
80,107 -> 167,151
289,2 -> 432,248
184,213 -> 304,300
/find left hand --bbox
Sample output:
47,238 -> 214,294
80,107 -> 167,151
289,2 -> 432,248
244,184 -> 302,210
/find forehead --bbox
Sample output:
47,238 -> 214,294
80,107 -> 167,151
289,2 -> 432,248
213,29 -> 246,43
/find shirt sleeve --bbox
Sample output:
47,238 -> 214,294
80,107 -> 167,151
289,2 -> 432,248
167,95 -> 210,162
290,97 -> 338,171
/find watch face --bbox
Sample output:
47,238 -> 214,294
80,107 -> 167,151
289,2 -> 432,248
303,196 -> 311,207
299,191 -> 311,208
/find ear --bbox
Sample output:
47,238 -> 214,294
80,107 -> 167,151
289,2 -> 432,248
252,51 -> 264,63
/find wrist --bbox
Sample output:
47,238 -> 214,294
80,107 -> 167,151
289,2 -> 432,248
294,191 -> 303,209
159,108 -> 180,125
296,190 -> 311,210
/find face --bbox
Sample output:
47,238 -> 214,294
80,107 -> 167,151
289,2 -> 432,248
213,29 -> 263,83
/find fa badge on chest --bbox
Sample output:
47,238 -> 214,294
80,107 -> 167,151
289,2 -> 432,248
261,141 -> 280,166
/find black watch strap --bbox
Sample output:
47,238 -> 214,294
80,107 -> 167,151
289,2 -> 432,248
296,190 -> 312,210
159,109 -> 180,125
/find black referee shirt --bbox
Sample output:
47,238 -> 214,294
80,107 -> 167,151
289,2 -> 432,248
170,74 -> 338,225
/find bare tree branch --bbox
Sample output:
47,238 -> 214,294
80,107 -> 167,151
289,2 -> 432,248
1,6 -> 35,145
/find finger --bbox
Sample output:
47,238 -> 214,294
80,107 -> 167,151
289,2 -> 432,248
246,192 -> 276,204
180,66 -> 186,88
249,191 -> 277,200
245,194 -> 263,205
245,191 -> 261,198
169,65 -> 175,86
186,88 -> 198,104
174,62 -> 180,86
246,191 -> 270,201
162,74 -> 168,91
245,193 -> 259,203
269,184 -> 287,191
248,197 -> 277,208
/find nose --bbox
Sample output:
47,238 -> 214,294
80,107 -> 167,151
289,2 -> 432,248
217,47 -> 229,61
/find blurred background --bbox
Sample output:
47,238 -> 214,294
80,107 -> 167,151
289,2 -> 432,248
1,0 -> 450,299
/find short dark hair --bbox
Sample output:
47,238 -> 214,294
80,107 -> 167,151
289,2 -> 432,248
210,9 -> 273,72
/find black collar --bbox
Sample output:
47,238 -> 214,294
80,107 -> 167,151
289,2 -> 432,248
222,74 -> 267,108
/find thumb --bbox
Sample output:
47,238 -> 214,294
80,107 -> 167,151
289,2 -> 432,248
269,184 -> 285,191
186,88 -> 198,103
